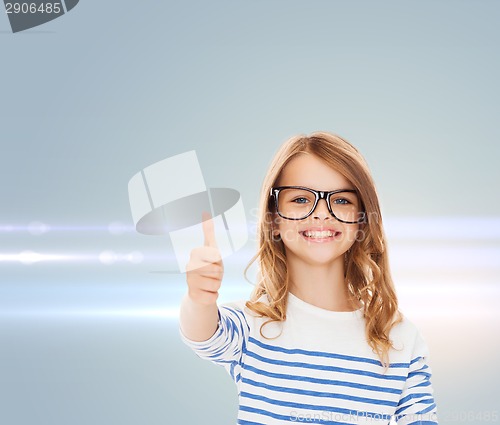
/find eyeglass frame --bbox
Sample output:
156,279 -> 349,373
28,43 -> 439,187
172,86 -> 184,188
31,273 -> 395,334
270,185 -> 366,224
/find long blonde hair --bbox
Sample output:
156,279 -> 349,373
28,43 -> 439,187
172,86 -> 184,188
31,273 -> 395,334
244,131 -> 403,369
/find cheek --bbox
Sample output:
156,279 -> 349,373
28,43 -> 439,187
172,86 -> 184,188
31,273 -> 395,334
278,222 -> 301,243
272,214 -> 292,239
342,224 -> 362,243
350,224 -> 369,245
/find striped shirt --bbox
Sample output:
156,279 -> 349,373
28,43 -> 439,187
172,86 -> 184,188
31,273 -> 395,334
179,292 -> 438,425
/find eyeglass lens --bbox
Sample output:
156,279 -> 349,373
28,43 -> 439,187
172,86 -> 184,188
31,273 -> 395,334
277,188 -> 363,222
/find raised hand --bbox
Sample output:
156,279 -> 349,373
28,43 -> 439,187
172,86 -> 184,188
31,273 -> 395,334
185,211 -> 224,306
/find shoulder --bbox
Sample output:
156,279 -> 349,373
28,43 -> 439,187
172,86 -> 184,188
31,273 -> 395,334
218,293 -> 271,328
389,312 -> 430,357
390,312 -> 419,339
219,298 -> 247,311
219,293 -> 269,315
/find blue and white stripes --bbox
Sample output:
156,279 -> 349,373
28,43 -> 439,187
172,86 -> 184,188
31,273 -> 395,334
179,295 -> 438,424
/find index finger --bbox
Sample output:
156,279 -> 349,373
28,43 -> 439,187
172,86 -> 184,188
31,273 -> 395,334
202,211 -> 217,248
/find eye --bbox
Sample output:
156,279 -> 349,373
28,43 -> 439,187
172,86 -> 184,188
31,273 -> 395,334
332,197 -> 351,205
292,197 -> 309,204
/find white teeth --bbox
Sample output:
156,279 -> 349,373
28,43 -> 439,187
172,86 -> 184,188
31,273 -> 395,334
303,230 -> 336,238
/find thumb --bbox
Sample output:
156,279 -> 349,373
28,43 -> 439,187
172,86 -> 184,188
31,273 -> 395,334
202,211 -> 217,248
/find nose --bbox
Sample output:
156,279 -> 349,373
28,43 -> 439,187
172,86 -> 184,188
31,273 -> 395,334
312,198 -> 332,220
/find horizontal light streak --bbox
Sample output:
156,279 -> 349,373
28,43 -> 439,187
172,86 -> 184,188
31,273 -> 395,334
397,283 -> 500,318
397,285 -> 500,295
0,222 -> 135,234
0,308 -> 180,318
1,217 -> 499,240
384,216 -> 500,240
0,250 -> 147,264
1,245 -> 499,269
389,245 -> 500,269
0,252 -> 92,264
1,305 -> 497,319
0,285 -> 497,318
398,307 -> 500,319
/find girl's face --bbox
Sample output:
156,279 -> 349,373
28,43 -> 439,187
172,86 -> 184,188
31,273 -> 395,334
272,153 -> 360,267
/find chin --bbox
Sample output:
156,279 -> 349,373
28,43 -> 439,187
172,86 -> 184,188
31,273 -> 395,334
305,255 -> 343,267
286,249 -> 344,267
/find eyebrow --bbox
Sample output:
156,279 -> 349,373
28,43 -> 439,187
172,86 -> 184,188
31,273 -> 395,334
277,185 -> 356,191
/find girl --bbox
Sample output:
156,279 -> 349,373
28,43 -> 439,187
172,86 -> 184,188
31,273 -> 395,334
179,132 -> 438,425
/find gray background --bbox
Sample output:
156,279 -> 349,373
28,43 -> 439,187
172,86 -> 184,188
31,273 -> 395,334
1,1 -> 499,424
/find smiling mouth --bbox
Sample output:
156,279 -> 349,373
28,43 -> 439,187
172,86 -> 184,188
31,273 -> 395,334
300,230 -> 342,239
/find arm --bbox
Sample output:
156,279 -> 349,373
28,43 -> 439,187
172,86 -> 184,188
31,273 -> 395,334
178,211 -> 249,369
179,301 -> 249,367
179,211 -> 223,342
179,210 -> 249,366
179,293 -> 219,342
394,330 -> 439,425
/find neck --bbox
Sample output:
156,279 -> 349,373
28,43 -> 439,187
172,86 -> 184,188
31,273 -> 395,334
286,254 -> 361,312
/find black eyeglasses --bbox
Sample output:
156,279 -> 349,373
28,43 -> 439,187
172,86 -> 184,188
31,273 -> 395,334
270,186 -> 366,224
